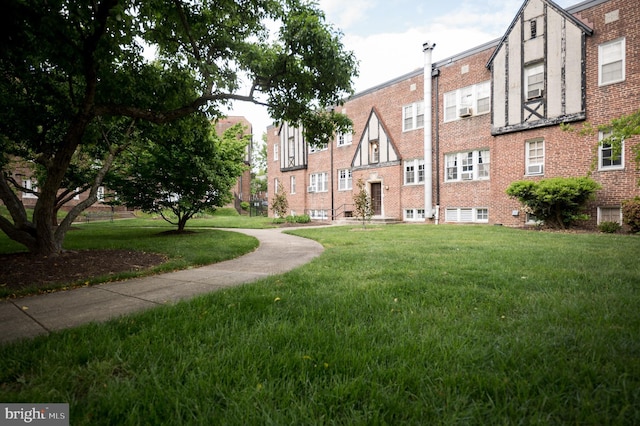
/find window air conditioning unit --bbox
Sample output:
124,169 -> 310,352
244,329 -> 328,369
527,88 -> 543,99
307,186 -> 316,193
461,172 -> 473,180
527,164 -> 544,175
458,107 -> 472,117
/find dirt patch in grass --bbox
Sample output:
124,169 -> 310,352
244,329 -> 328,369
0,250 -> 166,297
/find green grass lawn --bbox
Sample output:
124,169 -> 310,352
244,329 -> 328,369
1,225 -> 639,424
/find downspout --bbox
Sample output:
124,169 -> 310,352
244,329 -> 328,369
433,67 -> 441,224
423,41 -> 436,219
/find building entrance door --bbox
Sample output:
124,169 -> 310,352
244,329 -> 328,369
370,183 -> 382,216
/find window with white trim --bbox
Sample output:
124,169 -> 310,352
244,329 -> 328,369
337,132 -> 352,147
309,172 -> 328,192
402,102 -> 425,131
309,142 -> 328,154
22,179 -> 37,199
443,81 -> 490,122
274,178 -> 279,193
288,136 -> 295,159
369,140 -> 379,163
598,207 -> 622,224
404,159 -> 425,185
599,38 -> 625,86
309,209 -> 328,219
338,169 -> 352,191
404,208 -> 426,221
599,130 -> 624,170
273,144 -> 279,161
525,63 -> 544,98
525,139 -> 545,175
97,186 -> 105,202
445,207 -> 489,223
290,176 -> 296,194
444,150 -> 490,182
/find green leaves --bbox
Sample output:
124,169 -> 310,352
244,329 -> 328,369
506,177 -> 601,228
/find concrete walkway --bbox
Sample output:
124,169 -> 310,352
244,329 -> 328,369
0,228 -> 324,345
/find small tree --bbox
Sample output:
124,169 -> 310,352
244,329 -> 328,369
109,118 -> 249,232
506,177 -> 601,229
270,182 -> 289,220
352,178 -> 373,229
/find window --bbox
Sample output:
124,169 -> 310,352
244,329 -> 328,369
369,140 -> 379,163
598,207 -> 622,224
404,208 -> 426,221
309,209 -> 328,219
309,172 -> 328,192
290,176 -> 296,194
599,131 -> 624,170
97,186 -> 105,202
337,132 -> 352,147
445,207 -> 488,223
22,179 -> 37,199
444,150 -> 490,182
404,159 -> 425,185
403,102 -> 425,131
288,137 -> 295,159
443,81 -> 491,122
338,169 -> 352,191
530,19 -> 537,39
273,144 -> 279,161
525,63 -> 544,98
526,139 -> 545,175
274,178 -> 279,193
599,38 -> 625,86
309,142 -> 328,154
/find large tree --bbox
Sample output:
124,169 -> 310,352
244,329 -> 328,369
0,0 -> 357,255
108,117 -> 249,232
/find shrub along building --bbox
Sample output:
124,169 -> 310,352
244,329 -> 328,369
267,0 -> 639,228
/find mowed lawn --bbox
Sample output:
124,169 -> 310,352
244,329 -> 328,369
1,224 -> 639,425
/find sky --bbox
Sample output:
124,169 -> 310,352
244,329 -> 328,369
225,0 -> 578,142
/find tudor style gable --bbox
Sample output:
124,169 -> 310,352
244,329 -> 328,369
351,108 -> 400,169
278,122 -> 307,171
487,0 -> 593,135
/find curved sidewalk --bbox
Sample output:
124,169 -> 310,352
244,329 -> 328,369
0,228 -> 324,345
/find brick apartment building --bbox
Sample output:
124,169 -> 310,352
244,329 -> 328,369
215,116 -> 253,210
267,0 -> 640,228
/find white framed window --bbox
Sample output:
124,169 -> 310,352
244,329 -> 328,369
404,208 -> 426,221
274,178 -> 279,194
338,169 -> 352,191
73,187 -> 81,200
445,207 -> 489,223
22,179 -> 37,199
443,81 -> 491,122
404,159 -> 425,185
526,139 -> 545,175
444,150 -> 490,182
290,176 -> 296,194
337,132 -> 352,147
97,186 -> 105,202
273,144 -> 279,161
599,38 -> 625,86
369,140 -> 379,163
288,136 -> 295,159
309,172 -> 328,192
403,102 -> 425,131
309,143 -> 328,154
599,130 -> 624,170
309,209 -> 328,219
598,207 -> 622,225
525,63 -> 544,98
